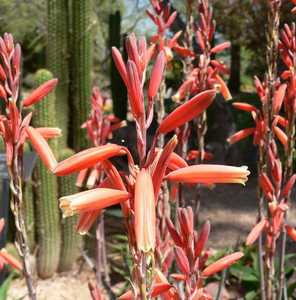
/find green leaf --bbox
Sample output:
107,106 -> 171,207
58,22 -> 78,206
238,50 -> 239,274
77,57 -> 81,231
229,265 -> 258,282
288,281 -> 296,298
245,290 -> 258,300
0,272 -> 14,300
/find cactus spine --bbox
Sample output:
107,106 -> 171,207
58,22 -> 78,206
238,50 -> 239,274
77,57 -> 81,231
32,69 -> 61,278
58,148 -> 81,272
46,0 -> 69,148
70,0 -> 92,151
109,10 -> 127,120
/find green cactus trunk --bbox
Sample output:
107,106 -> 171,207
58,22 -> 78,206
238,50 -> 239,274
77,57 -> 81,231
23,181 -> 35,253
69,0 -> 93,151
46,0 -> 69,148
32,69 -> 61,279
58,148 -> 82,272
109,10 -> 127,120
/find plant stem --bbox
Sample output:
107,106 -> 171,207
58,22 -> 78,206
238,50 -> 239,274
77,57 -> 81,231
10,155 -> 36,300
278,78 -> 296,299
264,2 -> 281,299
96,212 -> 109,286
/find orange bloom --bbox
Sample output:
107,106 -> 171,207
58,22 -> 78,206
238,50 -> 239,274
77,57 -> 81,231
158,89 -> 216,134
111,47 -> 128,85
0,249 -> 22,272
23,79 -> 58,107
273,125 -> 288,150
35,127 -> 62,139
202,252 -> 243,277
76,210 -> 101,235
59,188 -> 130,217
148,50 -> 166,99
118,290 -> 133,300
214,74 -> 232,101
134,169 -> 156,252
76,169 -> 88,187
211,41 -> 231,54
187,150 -> 213,161
227,128 -> 255,145
286,225 -> 296,242
54,144 -> 125,176
126,60 -> 144,118
232,102 -> 257,112
246,219 -> 268,246
152,136 -> 178,200
273,83 -> 287,114
195,220 -> 211,257
166,165 -> 250,185
26,126 -> 57,171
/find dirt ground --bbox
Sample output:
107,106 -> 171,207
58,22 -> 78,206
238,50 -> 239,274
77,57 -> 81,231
8,268 -> 95,300
196,176 -> 296,248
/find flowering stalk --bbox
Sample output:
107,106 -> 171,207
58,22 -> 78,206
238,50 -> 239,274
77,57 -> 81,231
0,33 -> 59,300
277,16 -> 296,298
78,87 -> 125,287
54,30 -> 251,299
226,2 -> 296,298
164,206 -> 243,298
171,0 -> 231,211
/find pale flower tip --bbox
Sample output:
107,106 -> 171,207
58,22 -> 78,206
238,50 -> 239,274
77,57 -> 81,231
78,230 -> 88,236
59,198 -> 73,217
172,92 -> 180,102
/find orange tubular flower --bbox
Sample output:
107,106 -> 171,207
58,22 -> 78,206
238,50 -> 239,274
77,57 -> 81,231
76,210 -> 101,235
214,74 -> 232,101
210,41 -> 231,54
227,128 -> 256,145
118,290 -> 133,300
22,78 -> 58,107
246,219 -> 268,246
35,127 -> 62,139
166,164 -> 250,185
134,169 -> 156,252
26,126 -> 57,171
201,252 -> 244,277
273,83 -> 287,114
126,60 -> 144,118
0,249 -> 22,272
232,102 -> 257,112
158,89 -> 216,134
273,125 -> 288,150
54,144 -> 125,176
111,47 -> 128,85
286,225 -> 296,242
148,50 -> 166,100
59,188 -> 130,217
187,150 -> 214,161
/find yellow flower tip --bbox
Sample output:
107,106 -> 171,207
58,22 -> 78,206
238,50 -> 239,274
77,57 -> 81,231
172,92 -> 180,103
78,230 -> 88,236
59,198 -> 74,218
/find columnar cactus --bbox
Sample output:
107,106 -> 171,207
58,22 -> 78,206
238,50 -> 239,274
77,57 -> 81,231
70,0 -> 93,151
109,10 -> 127,120
46,0 -> 69,148
32,69 -> 61,278
58,148 -> 82,272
